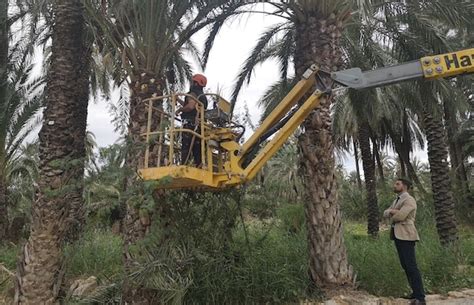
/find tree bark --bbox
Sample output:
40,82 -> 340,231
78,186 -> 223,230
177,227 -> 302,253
0,174 -> 7,242
359,123 -> 379,237
122,71 -> 164,304
353,139 -> 362,189
64,47 -> 91,243
399,156 -> 407,178
372,137 -> 385,184
295,14 -> 353,287
443,100 -> 470,197
15,1 -> 89,303
0,0 -> 8,243
422,107 -> 458,245
384,120 -> 426,193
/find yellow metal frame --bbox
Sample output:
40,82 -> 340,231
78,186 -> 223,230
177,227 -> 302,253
421,48 -> 474,79
138,48 -> 474,191
138,93 -> 243,189
137,65 -> 322,190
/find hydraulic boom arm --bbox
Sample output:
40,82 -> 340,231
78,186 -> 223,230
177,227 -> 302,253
138,48 -> 473,190
237,48 -> 474,184
332,48 -> 474,89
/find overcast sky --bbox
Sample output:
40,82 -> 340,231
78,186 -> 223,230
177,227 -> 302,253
86,13 -> 282,147
82,11 -> 428,173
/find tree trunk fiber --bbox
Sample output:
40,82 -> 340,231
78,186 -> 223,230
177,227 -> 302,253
399,156 -> 407,178
372,138 -> 385,184
0,174 -> 7,242
443,101 -> 470,197
64,49 -> 91,243
359,123 -> 379,237
0,0 -> 9,243
353,140 -> 362,189
295,14 -> 353,287
384,121 -> 425,193
15,1 -> 89,303
422,108 -> 458,245
122,71 -> 164,304
400,114 -> 426,193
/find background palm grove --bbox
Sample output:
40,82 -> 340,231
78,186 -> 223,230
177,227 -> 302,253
0,0 -> 473,304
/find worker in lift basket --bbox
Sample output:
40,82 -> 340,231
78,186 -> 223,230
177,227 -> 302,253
176,74 -> 208,167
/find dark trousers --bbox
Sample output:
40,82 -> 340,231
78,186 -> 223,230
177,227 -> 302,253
181,124 -> 202,166
394,238 -> 425,301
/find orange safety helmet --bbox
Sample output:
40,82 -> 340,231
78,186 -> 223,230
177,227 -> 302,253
192,74 -> 207,87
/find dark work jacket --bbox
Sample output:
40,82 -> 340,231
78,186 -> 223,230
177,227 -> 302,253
181,87 -> 208,122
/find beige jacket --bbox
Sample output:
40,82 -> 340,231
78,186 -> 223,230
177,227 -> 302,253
383,192 -> 420,241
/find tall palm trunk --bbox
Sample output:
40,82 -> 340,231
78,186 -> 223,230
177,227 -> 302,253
0,0 -> 8,242
0,173 -> 7,241
400,114 -> 426,193
398,146 -> 424,192
122,71 -> 164,304
353,139 -> 362,188
123,71 -> 163,243
295,14 -> 353,287
64,48 -> 91,243
399,156 -> 407,177
15,0 -> 89,303
359,122 -> 379,237
384,120 -> 425,193
372,137 -> 385,184
443,101 -> 470,197
422,105 -> 458,246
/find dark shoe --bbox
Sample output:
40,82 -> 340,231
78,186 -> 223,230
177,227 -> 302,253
409,300 -> 426,305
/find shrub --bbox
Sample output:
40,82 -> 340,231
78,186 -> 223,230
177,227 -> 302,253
64,229 -> 123,280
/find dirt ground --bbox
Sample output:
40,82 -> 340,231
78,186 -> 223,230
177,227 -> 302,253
303,288 -> 474,305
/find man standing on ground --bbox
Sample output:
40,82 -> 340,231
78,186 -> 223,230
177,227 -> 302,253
384,178 -> 426,305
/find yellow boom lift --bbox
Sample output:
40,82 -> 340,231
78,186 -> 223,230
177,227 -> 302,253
138,48 -> 474,190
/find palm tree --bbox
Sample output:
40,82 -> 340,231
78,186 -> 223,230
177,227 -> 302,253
420,83 -> 459,245
334,92 -> 383,238
331,19 -> 398,238
231,2 -> 365,287
0,0 -> 8,241
379,0 -> 474,245
381,111 -> 427,193
0,60 -> 43,243
15,0 -> 91,302
85,142 -> 126,229
443,97 -> 471,197
0,3 -> 45,241
265,138 -> 301,201
353,140 -> 363,187
441,29 -> 472,198
10,0 -> 96,243
6,142 -> 39,242
332,0 -> 471,244
86,0 -> 244,301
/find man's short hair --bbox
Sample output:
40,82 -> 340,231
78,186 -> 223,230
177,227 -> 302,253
397,178 -> 412,190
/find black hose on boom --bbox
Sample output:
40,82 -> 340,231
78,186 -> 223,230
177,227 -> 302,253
241,104 -> 301,168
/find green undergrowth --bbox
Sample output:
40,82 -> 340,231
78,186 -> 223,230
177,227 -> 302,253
2,202 -> 472,305
0,243 -> 18,299
345,221 -> 473,296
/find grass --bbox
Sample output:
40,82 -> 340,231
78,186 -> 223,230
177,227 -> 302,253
64,229 -> 123,281
0,244 -> 18,271
186,224 -> 314,304
345,221 -> 474,296
1,203 -> 472,304
0,243 -> 18,299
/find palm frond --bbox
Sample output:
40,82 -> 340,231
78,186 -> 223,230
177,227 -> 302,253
257,77 -> 296,122
230,22 -> 289,108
